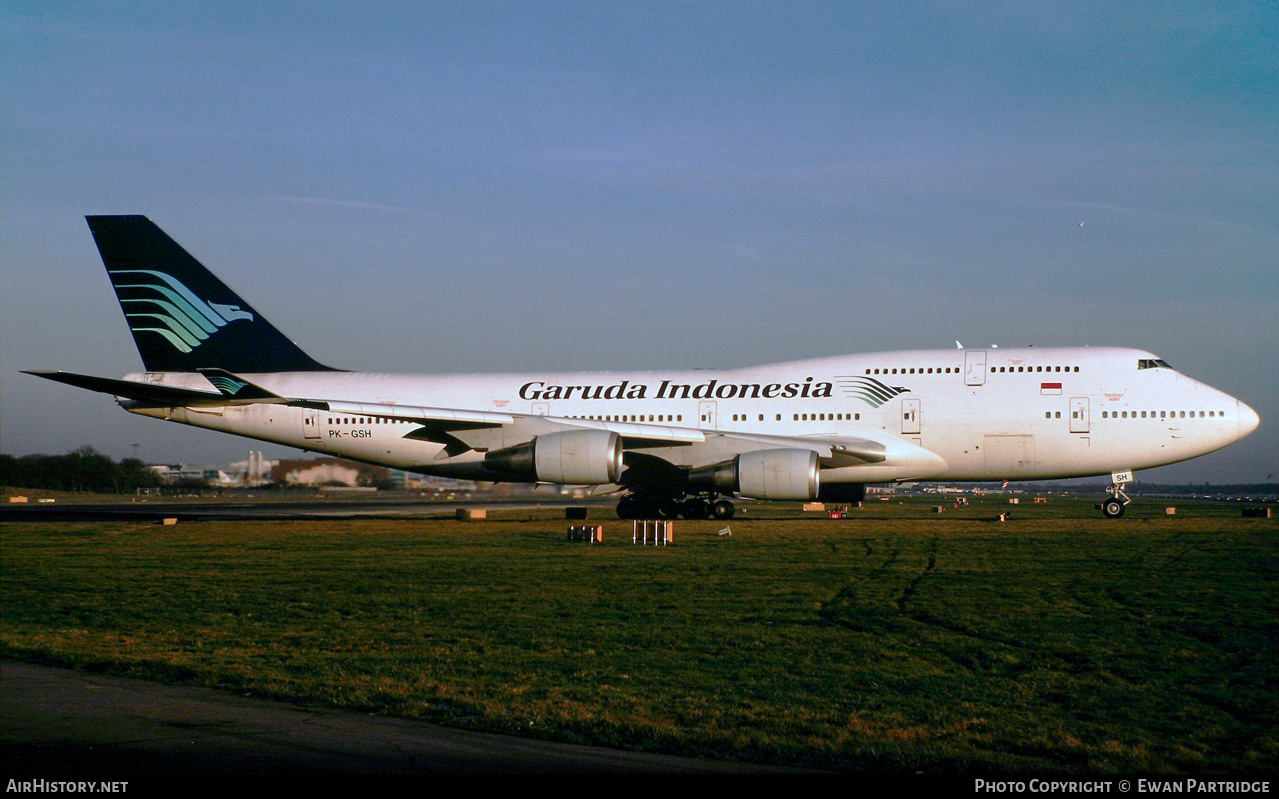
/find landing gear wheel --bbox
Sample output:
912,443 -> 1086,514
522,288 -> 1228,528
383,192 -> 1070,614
1101,498 -> 1125,519
1101,475 -> 1132,519
712,499 -> 736,520
616,495 -> 641,519
681,498 -> 710,519
657,498 -> 682,519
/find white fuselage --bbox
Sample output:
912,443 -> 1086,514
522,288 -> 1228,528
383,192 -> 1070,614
122,346 -> 1259,485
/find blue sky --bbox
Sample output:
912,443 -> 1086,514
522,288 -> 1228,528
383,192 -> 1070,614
3,2 -> 1275,482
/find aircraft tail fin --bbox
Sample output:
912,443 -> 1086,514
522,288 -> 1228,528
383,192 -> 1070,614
86,215 -> 336,373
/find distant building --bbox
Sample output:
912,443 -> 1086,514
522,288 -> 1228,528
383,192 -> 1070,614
149,464 -> 226,484
148,451 -> 274,487
146,454 -> 486,490
270,457 -> 390,487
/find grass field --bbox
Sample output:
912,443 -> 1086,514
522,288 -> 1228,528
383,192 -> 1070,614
2,497 -> 1276,773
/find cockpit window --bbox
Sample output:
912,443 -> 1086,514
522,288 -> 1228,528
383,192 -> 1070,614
1138,358 -> 1173,370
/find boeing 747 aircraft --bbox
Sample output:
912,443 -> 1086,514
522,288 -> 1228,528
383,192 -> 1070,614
28,216 -> 1260,519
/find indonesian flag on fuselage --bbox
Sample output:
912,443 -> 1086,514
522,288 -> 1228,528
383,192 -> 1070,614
1041,382 -> 1062,395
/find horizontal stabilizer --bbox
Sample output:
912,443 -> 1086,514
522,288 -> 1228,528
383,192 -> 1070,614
24,370 -> 224,406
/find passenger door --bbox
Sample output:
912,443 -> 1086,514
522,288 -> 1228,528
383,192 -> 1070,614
1070,397 -> 1090,433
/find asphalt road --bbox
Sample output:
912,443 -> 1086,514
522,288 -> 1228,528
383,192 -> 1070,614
1,661 -> 816,777
0,497 -> 613,522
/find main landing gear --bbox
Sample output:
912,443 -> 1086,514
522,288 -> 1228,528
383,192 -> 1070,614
616,491 -> 735,520
1099,470 -> 1133,518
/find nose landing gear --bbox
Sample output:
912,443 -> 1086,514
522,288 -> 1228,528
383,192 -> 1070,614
1099,470 -> 1133,518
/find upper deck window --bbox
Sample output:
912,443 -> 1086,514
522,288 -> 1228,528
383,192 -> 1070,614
1138,358 -> 1173,370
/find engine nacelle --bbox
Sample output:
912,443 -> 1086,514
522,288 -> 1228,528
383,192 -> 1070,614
484,430 -> 623,484
689,448 -> 820,501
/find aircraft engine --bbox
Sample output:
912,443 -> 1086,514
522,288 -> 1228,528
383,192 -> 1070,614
688,448 -> 820,500
484,430 -> 623,484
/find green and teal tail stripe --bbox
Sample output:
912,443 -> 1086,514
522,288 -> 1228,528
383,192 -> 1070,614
110,269 -> 255,354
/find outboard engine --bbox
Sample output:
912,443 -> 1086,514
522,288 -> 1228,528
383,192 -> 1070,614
485,430 -> 623,484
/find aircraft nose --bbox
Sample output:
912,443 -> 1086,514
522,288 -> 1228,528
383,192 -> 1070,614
1237,399 -> 1260,440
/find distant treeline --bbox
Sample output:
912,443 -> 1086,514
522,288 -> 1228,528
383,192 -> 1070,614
1145,484 -> 1279,494
1026,482 -> 1279,497
0,447 -> 164,494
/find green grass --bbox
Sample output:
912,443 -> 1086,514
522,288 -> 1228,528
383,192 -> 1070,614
2,497 -> 1276,773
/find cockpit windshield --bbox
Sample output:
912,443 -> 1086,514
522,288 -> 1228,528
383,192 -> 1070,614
1138,358 -> 1173,370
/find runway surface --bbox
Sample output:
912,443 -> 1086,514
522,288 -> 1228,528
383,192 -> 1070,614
1,661 -> 816,776
0,496 -> 612,522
